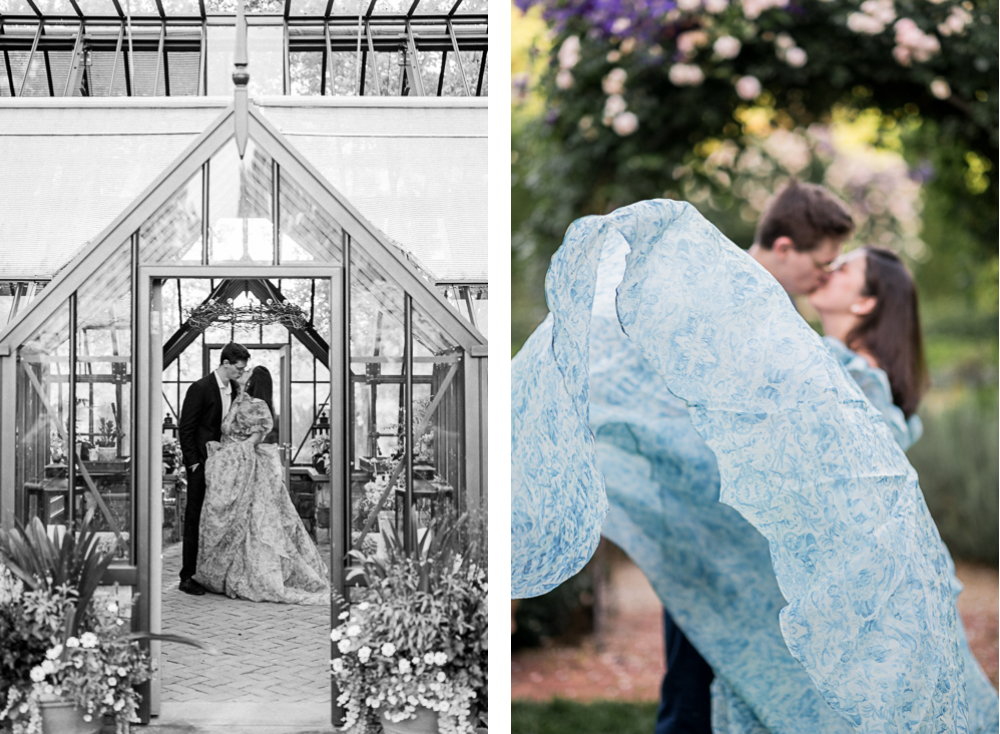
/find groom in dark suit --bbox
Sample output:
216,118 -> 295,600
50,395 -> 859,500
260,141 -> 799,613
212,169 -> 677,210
177,342 -> 251,595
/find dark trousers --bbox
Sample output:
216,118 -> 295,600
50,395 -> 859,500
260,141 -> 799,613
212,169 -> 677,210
655,607 -> 714,734
180,464 -> 206,581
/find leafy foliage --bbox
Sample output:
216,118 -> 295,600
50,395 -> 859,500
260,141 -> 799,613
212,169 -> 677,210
331,511 -> 487,733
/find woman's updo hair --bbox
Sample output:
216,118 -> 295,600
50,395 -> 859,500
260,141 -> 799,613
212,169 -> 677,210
845,247 -> 929,418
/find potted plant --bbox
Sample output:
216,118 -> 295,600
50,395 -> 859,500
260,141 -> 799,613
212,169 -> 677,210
311,436 -> 331,475
0,512 -> 203,734
330,511 -> 487,734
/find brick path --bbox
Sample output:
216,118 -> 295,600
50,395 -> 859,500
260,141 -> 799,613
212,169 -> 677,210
159,541 -> 332,705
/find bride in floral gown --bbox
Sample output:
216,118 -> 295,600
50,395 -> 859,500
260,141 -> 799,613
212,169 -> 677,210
195,366 -> 330,605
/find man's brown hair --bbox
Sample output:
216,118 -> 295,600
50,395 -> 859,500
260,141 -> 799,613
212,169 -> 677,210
755,179 -> 855,252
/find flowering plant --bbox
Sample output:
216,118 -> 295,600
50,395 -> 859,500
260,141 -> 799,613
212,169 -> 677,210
330,512 -> 487,734
0,513 -> 203,734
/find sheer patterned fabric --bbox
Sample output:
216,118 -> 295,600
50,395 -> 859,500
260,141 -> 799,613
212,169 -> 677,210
197,391 -> 330,605
510,200 -> 998,732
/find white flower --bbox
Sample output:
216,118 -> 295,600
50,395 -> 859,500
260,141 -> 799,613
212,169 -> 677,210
578,115 -> 594,131
358,646 -> 372,663
677,0 -> 700,11
785,47 -> 807,67
80,632 -> 98,649
847,12 -> 884,34
930,78 -> 951,99
893,18 -> 940,65
337,639 -> 352,654
65,637 -> 80,648
602,68 -> 628,95
381,643 -> 397,657
329,628 -> 343,642
603,94 -> 627,121
713,35 -> 741,59
331,658 -> 344,672
606,50 -> 621,63
357,602 -> 370,611
117,667 -> 127,677
346,625 -> 361,638
40,660 -> 55,675
704,0 -> 728,13
558,36 -> 581,70
113,700 -> 125,712
620,37 -> 636,54
398,659 -> 412,674
45,645 -> 63,660
436,671 -> 446,682
938,6 -> 971,36
610,17 -> 631,34
555,70 -> 575,90
107,677 -> 118,687
338,611 -> 350,620
735,75 -> 762,100
668,63 -> 705,86
742,0 -> 788,19
103,693 -> 115,706
612,112 -> 639,136
107,602 -> 119,614
424,652 -> 436,665
30,666 -> 46,682
433,651 -> 448,665
677,30 -> 709,56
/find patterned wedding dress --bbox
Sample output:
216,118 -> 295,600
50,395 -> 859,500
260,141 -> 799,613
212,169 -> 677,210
196,391 -> 330,605
510,199 -> 998,733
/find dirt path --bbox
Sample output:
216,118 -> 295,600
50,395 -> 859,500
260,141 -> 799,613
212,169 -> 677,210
512,558 -> 999,702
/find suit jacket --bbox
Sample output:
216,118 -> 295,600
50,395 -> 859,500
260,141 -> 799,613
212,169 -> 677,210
178,372 -> 239,469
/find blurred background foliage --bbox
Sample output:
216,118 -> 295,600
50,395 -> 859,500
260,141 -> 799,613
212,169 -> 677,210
511,0 -> 998,599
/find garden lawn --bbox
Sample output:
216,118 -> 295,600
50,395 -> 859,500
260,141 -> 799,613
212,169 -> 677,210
512,700 -> 659,734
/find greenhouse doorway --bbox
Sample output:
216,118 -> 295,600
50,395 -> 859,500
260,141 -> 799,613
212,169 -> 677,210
137,267 -> 345,725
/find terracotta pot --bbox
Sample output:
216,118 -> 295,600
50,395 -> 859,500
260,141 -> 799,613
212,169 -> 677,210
380,706 -> 438,734
37,696 -> 102,734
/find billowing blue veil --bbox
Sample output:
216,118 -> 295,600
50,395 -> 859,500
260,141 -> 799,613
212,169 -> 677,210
511,200 -> 998,733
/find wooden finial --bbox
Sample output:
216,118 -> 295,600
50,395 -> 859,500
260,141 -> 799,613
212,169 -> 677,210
233,0 -> 249,158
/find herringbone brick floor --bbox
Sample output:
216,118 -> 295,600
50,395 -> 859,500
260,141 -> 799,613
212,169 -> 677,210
159,542 -> 331,704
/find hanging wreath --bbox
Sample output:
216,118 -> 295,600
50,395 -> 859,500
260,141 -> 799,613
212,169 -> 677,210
186,298 -> 308,330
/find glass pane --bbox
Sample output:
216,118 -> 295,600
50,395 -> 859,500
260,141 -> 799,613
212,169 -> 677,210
329,0 -> 367,15
440,47 -> 471,96
471,296 -> 487,338
289,50 -> 323,96
124,0 -> 159,15
19,48 -> 51,97
328,50 -> 360,96
288,0 -> 327,16
412,0 -> 455,14
162,0 -> 200,14
453,0 -> 485,12
248,25 -> 284,96
76,239 -> 133,560
164,49 -> 202,96
349,248 -> 405,532
132,48 -> 167,96
33,0 -> 76,14
76,0 -> 118,15
208,139 -> 274,264
291,381 -> 314,464
86,49 -> 128,97
205,24 -> 233,95
0,0 -> 37,14
279,166 -> 343,263
362,50 -> 401,96
17,301 -> 71,530
140,168 -> 203,263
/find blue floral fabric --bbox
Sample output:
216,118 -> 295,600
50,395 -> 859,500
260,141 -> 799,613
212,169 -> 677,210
510,200 -> 998,733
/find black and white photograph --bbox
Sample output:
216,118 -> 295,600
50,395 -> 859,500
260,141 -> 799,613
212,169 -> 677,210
0,1 -> 489,731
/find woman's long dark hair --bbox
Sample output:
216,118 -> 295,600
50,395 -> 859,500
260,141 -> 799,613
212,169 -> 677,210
245,365 -> 275,421
845,247 -> 929,418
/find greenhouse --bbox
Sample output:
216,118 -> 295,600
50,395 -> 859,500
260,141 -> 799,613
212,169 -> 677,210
0,0 -> 487,727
